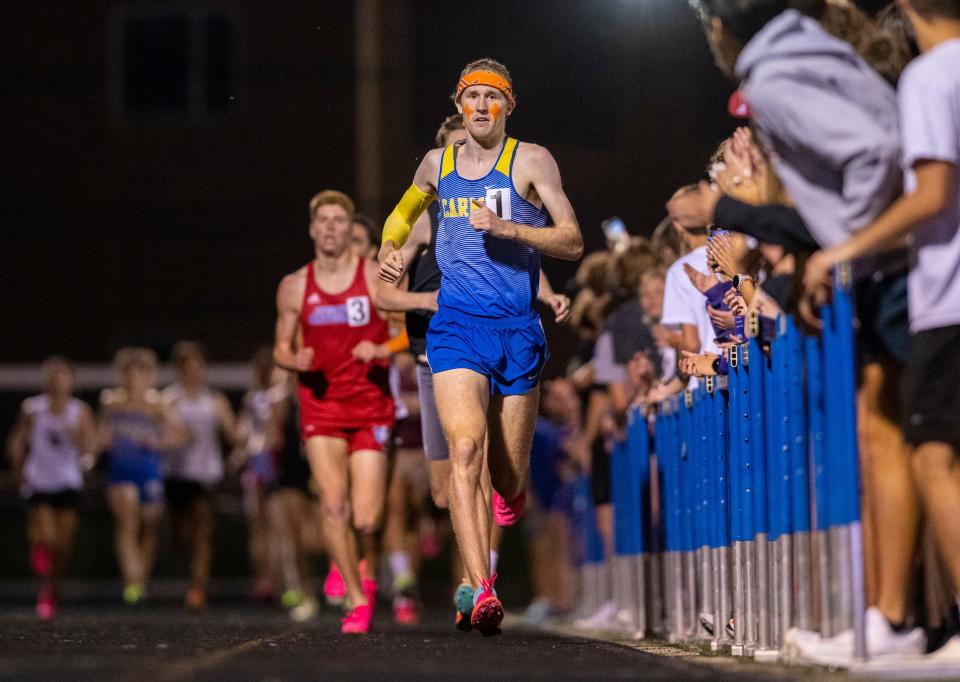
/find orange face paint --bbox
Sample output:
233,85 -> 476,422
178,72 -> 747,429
489,102 -> 502,121
462,103 -> 475,119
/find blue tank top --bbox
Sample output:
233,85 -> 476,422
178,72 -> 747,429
435,137 -> 550,318
110,408 -> 163,463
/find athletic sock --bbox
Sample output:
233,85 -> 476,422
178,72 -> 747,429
389,551 -> 411,579
489,550 -> 499,574
889,619 -> 912,634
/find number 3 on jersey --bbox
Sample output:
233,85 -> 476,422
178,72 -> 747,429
485,188 -> 512,221
346,296 -> 371,327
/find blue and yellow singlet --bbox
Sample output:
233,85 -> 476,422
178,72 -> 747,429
435,137 -> 550,318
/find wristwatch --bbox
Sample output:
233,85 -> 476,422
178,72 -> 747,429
732,274 -> 754,293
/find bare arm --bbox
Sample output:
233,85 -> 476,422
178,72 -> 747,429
266,394 -> 288,454
680,324 -> 701,354
273,270 -> 313,373
805,161 -> 956,293
469,145 -> 583,261
159,402 -> 191,450
374,284 -> 439,314
371,245 -> 440,313
75,404 -> 97,470
95,396 -> 113,454
607,380 -> 630,429
537,269 -> 571,323
6,405 -> 31,482
214,393 -> 239,447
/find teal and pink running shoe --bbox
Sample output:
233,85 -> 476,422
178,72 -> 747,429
454,583 -> 474,631
470,573 -> 504,636
493,491 -> 526,527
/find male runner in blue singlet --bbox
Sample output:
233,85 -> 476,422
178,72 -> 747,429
378,58 -> 583,634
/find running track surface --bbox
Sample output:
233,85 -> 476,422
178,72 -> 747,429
0,582 -> 808,681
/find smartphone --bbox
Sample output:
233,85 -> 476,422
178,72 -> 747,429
707,228 -> 729,272
708,227 -> 730,243
602,217 -> 628,247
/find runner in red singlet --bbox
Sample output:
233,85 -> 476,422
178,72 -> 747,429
273,190 -> 394,634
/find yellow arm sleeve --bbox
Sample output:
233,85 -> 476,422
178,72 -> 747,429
382,184 -> 433,248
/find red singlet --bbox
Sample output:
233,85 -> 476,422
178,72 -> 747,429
297,258 -> 394,438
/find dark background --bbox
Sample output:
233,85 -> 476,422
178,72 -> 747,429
1,0 -> 888,365
0,0 -> 890,578
2,0 -> 736,366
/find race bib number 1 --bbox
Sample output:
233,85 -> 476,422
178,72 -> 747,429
346,296 -> 371,327
485,188 -> 512,221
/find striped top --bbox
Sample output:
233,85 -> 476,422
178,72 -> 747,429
435,137 -> 550,318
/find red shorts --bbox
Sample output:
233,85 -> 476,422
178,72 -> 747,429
302,422 -> 393,454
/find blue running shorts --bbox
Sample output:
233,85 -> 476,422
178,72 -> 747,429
108,450 -> 165,505
426,307 -> 548,396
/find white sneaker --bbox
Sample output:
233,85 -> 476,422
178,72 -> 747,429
851,635 -> 960,678
289,597 -> 319,622
574,600 -> 618,630
928,635 -> 960,663
524,598 -> 551,625
786,608 -> 925,668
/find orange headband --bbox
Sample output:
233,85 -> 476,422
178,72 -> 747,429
456,70 -> 515,106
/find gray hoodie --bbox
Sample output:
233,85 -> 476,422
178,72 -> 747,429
735,10 -> 901,249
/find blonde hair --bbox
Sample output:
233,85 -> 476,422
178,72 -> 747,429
309,190 -> 355,220
435,114 -> 464,148
113,347 -> 158,374
818,0 -> 914,85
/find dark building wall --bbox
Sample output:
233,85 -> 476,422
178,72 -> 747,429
2,1 -> 356,362
3,0 -> 739,365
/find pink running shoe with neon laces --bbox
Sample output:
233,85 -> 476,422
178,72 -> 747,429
36,589 -> 56,621
470,573 -> 504,636
31,544 -> 52,577
341,603 -> 373,634
493,490 -> 526,527
323,563 -> 346,606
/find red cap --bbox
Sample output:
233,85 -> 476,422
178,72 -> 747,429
727,90 -> 751,119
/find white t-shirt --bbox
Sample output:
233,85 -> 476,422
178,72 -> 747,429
593,331 -> 626,385
661,245 -> 718,355
899,38 -> 960,333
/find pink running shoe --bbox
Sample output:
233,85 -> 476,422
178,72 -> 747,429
493,490 -> 527,527
362,578 -> 378,608
341,603 -> 373,634
393,596 -> 419,625
31,544 -> 52,577
36,590 -> 56,621
470,573 -> 504,636
323,563 -> 346,606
